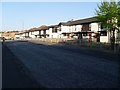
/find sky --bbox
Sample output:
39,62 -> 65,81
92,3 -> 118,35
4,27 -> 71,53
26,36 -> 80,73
1,2 -> 101,31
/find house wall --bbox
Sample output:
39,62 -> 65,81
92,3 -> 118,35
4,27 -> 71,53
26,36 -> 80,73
115,30 -> 118,39
15,17 -> 119,43
69,26 -> 72,32
29,32 -> 36,38
46,29 -> 49,38
70,25 -> 82,32
57,30 -> 62,38
99,30 -> 119,43
82,24 -> 89,31
61,25 -> 70,33
52,33 -> 59,38
15,34 -> 20,38
47,26 -> 62,38
71,25 -> 76,32
100,32 -> 109,43
91,23 -> 99,32
19,33 -> 26,38
76,25 -> 82,32
48,28 -> 52,38
41,30 -> 47,38
25,33 -> 29,37
60,25 -> 71,38
32,31 -> 39,35
100,36 -> 108,43
41,30 -> 43,35
116,31 -> 120,39
60,25 -> 82,38
46,29 -> 49,34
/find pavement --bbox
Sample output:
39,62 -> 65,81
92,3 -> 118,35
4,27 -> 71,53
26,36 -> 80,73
3,40 -> 120,88
2,43 -> 44,88
28,40 -> 119,62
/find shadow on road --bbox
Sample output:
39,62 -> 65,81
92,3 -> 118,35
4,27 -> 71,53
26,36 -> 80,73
2,43 -> 45,88
3,40 -> 120,88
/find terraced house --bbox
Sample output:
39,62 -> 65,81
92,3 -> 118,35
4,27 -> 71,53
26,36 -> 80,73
15,16 -> 119,43
63,17 -> 108,43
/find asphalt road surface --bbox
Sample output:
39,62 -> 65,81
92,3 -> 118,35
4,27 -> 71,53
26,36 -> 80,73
0,42 -> 2,89
2,42 -> 43,88
4,41 -> 119,88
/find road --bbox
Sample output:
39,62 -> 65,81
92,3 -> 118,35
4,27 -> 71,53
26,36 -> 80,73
5,41 -> 119,88
2,42 -> 43,88
0,42 -> 2,89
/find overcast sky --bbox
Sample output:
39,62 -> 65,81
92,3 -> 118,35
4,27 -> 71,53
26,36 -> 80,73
1,2 -> 100,31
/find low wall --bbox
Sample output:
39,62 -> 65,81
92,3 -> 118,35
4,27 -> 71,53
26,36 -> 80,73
16,38 -> 74,44
15,38 -> 120,54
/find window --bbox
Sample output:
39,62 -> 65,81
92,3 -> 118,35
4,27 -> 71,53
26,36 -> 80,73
83,33 -> 87,36
75,26 -> 76,31
72,26 -> 75,31
101,26 -> 104,29
58,27 -> 61,31
63,33 -> 67,36
69,26 -> 71,32
82,24 -> 89,31
43,30 -> 46,34
52,28 -> 57,33
89,24 -> 91,31
81,27 -> 83,31
39,31 -> 41,35
100,31 -> 107,36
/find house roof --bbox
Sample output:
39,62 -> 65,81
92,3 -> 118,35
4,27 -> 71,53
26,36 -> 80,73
28,28 -> 38,32
48,25 -> 58,28
65,16 -> 99,26
16,16 -> 99,34
58,22 -> 69,26
48,22 -> 71,28
36,25 -> 48,31
48,17 -> 98,28
19,32 -> 25,34
49,22 -> 70,28
17,25 -> 49,34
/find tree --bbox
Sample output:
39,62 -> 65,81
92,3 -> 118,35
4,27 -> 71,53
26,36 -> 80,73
95,0 -> 120,50
118,1 -> 120,29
